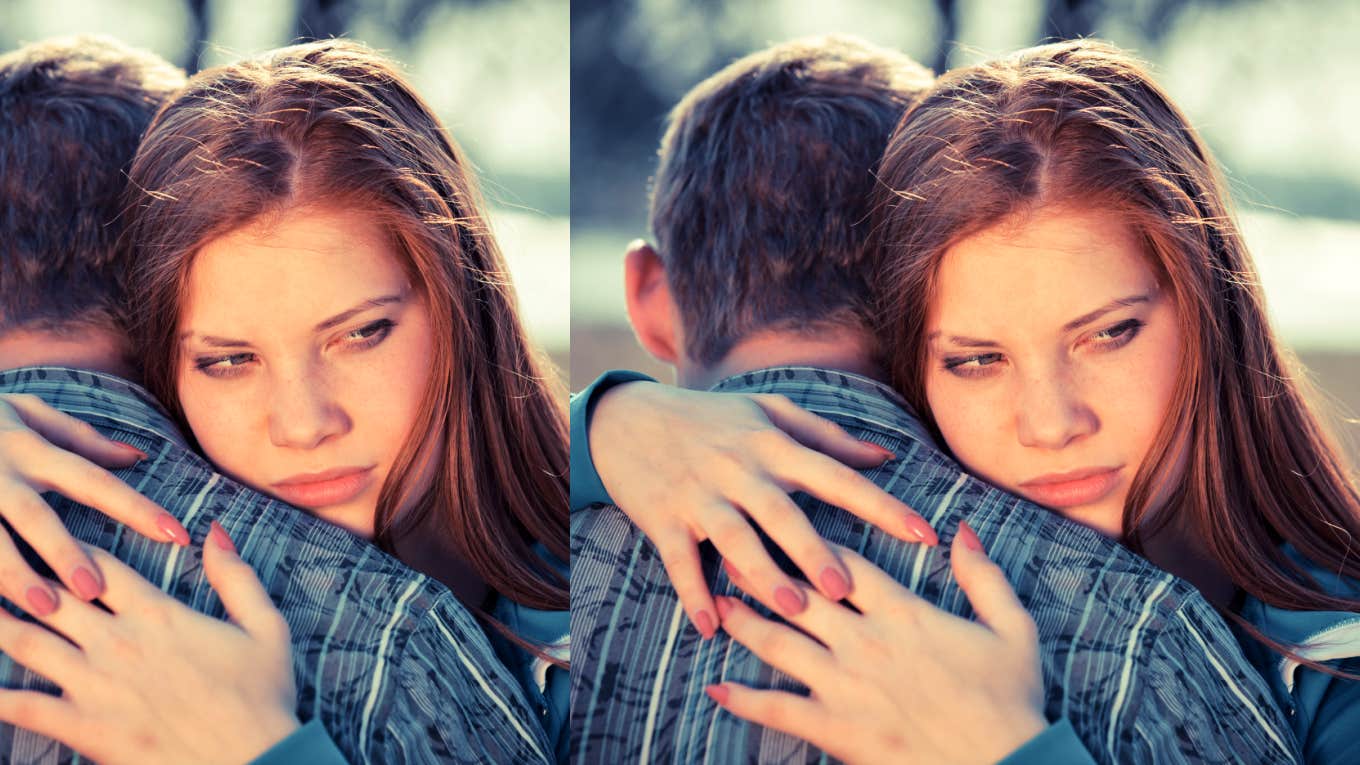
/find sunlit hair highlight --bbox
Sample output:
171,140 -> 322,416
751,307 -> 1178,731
873,40 -> 1360,669
121,40 -> 568,629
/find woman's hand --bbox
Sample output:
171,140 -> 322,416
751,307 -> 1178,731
0,394 -> 190,612
709,526 -> 1048,765
0,522 -> 301,765
588,381 -> 937,638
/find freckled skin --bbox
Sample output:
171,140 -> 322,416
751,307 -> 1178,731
177,203 -> 435,539
923,205 -> 1182,537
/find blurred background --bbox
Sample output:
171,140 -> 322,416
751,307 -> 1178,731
572,0 -> 1360,464
0,0 -> 568,372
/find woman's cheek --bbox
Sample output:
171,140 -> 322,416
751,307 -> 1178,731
925,375 -> 1006,478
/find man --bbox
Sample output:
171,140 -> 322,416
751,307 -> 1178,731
569,36 -> 1297,763
0,36 -> 550,764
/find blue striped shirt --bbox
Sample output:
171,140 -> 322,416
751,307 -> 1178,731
570,366 -> 1300,764
0,366 -> 554,765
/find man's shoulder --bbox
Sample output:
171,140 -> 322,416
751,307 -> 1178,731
0,365 -> 185,446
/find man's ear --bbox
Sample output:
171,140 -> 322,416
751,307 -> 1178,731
623,240 -> 683,365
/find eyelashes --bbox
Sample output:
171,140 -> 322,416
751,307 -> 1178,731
939,318 -> 1146,379
191,318 -> 398,380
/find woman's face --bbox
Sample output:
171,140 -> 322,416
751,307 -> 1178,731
177,203 -> 435,539
923,204 -> 1182,537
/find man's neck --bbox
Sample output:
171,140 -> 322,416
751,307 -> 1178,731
679,327 -> 885,390
0,327 -> 138,380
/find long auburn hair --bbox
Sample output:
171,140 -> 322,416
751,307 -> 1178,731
121,40 -> 568,621
873,40 -> 1360,666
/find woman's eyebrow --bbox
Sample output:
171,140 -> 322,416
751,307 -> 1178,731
927,292 -> 1152,347
313,293 -> 405,332
1061,293 -> 1150,332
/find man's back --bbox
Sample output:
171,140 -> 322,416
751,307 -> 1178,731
571,366 -> 1297,764
0,366 -> 553,765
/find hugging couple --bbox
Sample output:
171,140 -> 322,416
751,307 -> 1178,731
569,35 -> 1360,764
0,35 -> 567,764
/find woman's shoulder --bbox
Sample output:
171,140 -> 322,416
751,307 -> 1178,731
1236,545 -> 1360,761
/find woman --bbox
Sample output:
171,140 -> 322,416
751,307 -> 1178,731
0,40 -> 568,763
573,40 -> 1360,762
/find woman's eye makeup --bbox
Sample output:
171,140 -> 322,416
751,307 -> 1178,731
937,318 -> 1146,379
192,352 -> 256,379
342,318 -> 396,349
1088,318 -> 1145,349
941,351 -> 1005,378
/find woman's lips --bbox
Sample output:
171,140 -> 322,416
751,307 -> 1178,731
270,466 -> 375,508
1018,466 -> 1122,509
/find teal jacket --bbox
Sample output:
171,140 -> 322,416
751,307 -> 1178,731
572,370 -> 1360,764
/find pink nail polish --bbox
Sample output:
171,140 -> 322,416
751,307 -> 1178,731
714,596 -> 734,621
773,586 -> 805,616
117,442 -> 150,461
705,684 -> 730,705
958,521 -> 985,554
25,586 -> 57,617
693,610 -> 716,639
71,566 -> 102,600
819,566 -> 850,601
156,513 -> 190,545
860,441 -> 897,463
209,520 -> 238,554
721,559 -> 739,580
905,514 -> 939,546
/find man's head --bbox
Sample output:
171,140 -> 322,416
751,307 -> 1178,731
624,35 -> 932,386
0,35 -> 184,372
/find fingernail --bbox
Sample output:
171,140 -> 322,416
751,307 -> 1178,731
905,514 -> 939,546
859,440 -> 896,463
693,610 -> 716,639
957,521 -> 985,554
157,513 -> 190,545
705,684 -> 730,705
819,566 -> 850,601
714,596 -> 734,621
773,586 -> 805,616
71,566 -> 102,600
25,586 -> 57,616
209,520 -> 237,554
116,442 -> 150,461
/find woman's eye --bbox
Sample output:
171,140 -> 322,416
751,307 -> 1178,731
1090,319 -> 1144,349
942,352 -> 1004,378
193,352 -> 256,379
344,318 -> 395,349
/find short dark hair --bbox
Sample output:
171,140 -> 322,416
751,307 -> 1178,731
0,35 -> 184,333
649,35 -> 932,366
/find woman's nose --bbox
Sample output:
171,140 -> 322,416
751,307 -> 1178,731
1014,367 -> 1098,450
267,367 -> 351,449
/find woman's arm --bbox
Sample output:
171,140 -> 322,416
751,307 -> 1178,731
0,525 -> 302,765
571,371 -> 937,638
710,529 -> 1092,765
0,394 -> 190,607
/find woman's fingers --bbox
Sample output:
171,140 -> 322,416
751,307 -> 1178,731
0,609 -> 86,689
950,522 -> 1038,646
755,432 -> 938,548
203,522 -> 289,645
0,526 -> 61,618
0,689 -> 79,746
720,562 -> 860,650
648,524 -> 718,639
714,596 -> 829,688
731,478 -> 851,601
21,444 -> 188,548
831,544 -> 925,614
749,394 -> 894,469
0,482 -> 105,601
705,682 -> 824,746
2,394 -> 146,469
697,502 -> 807,617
